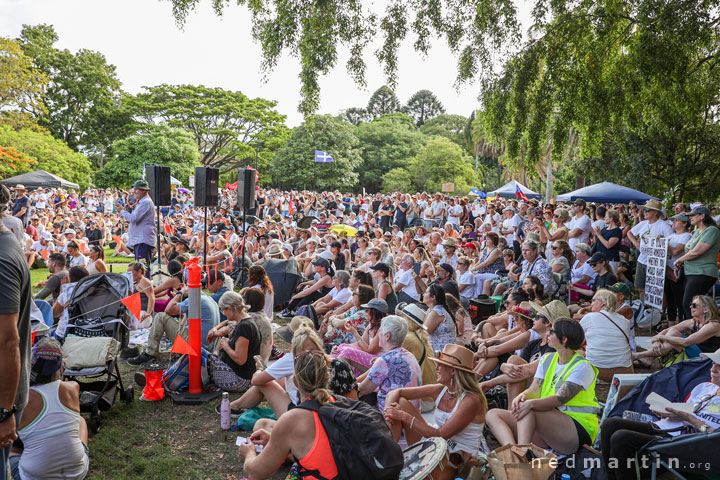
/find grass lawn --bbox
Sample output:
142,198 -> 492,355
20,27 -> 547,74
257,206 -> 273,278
31,265 -> 128,295
104,246 -> 135,264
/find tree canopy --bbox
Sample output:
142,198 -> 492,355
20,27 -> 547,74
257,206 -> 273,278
17,24 -> 130,156
125,84 -> 289,174
0,125 -> 92,188
271,115 -> 362,191
0,37 -> 47,117
366,86 -> 402,120
403,89 -> 445,127
95,126 -> 200,189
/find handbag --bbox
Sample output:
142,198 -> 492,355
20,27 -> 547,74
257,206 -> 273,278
599,312 -> 631,346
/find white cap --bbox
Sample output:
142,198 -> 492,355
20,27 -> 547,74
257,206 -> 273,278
42,231 -> 53,241
700,348 -> 720,364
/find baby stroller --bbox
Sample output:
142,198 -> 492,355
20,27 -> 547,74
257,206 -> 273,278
62,273 -> 135,433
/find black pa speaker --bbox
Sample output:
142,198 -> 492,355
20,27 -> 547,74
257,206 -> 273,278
237,168 -> 256,213
147,165 -> 171,206
194,166 -> 219,207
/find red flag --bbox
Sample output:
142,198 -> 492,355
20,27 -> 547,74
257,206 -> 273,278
120,293 -> 142,322
515,184 -> 529,202
288,198 -> 293,216
171,335 -> 197,356
226,181 -> 238,191
164,221 -> 173,235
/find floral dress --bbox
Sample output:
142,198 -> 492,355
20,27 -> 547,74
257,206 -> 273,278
327,307 -> 369,347
428,305 -> 456,353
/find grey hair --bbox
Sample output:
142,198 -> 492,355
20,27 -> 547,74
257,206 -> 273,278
522,240 -> 539,251
575,243 -> 592,255
381,315 -> 408,347
335,270 -> 350,288
217,291 -> 246,315
593,289 -> 617,312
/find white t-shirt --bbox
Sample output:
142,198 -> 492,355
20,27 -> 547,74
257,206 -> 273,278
654,382 -> 720,436
329,287 -> 352,307
630,219 -> 674,265
447,205 -> 463,225
591,219 -> 606,232
534,353 -> 596,391
667,232 -> 692,269
30,240 -> 56,254
567,215 -> 592,250
571,260 -> 597,284
580,311 -> 632,368
458,271 -> 474,299
68,254 -> 88,268
502,215 -> 521,245
484,212 -> 501,232
431,201 -> 446,217
394,268 -> 419,301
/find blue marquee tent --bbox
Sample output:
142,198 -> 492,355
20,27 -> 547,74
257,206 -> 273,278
556,181 -> 658,204
487,180 -> 542,199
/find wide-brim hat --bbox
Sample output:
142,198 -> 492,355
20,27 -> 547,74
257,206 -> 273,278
429,344 -> 475,373
276,316 -> 315,343
267,244 -> 283,256
700,347 -> 720,365
132,179 -> 150,191
442,237 -> 458,248
642,199 -> 665,217
398,303 -> 426,327
530,300 -> 571,325
14,184 -> 26,191
512,301 -> 536,320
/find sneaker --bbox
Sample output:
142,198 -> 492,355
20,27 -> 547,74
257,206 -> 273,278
277,309 -> 294,319
128,352 -> 155,366
215,403 -> 243,418
270,345 -> 284,360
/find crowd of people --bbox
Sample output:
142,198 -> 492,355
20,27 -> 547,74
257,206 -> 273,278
2,178 -> 720,480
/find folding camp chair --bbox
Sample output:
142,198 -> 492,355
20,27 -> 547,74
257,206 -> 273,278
641,430 -> 720,480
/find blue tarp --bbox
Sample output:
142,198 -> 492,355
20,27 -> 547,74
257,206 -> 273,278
487,180 -> 542,199
556,181 -> 658,204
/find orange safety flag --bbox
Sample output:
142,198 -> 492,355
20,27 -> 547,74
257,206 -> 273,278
289,198 -> 293,216
120,293 -> 142,321
164,221 -> 174,235
40,250 -> 48,260
170,335 -> 198,356
79,243 -> 86,254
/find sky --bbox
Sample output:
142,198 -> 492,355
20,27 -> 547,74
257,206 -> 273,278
0,0 -> 531,126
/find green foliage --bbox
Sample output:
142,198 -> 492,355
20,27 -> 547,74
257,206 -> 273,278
125,84 -> 288,176
403,89 -> 445,127
167,0 -> 520,117
366,86 -> 402,120
17,24 -> 131,155
271,115 -> 362,191
407,137 -> 479,195
381,168 -> 413,193
0,37 -> 47,115
420,114 -> 469,147
342,107 -> 369,126
95,126 -> 200,189
355,114 -> 427,192
0,125 -> 91,187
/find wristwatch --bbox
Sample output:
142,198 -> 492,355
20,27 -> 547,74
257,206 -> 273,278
0,406 -> 17,423
698,424 -> 709,433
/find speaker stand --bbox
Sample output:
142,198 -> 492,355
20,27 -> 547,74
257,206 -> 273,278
239,207 -> 247,289
203,205 -> 208,268
155,203 -> 163,282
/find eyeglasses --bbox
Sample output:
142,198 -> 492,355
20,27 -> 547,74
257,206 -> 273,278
551,246 -> 560,250
693,393 -> 718,413
548,328 -> 555,335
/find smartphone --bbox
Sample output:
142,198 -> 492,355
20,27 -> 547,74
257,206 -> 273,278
413,262 -> 421,275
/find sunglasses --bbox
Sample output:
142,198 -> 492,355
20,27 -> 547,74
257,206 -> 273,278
691,302 -> 701,308
589,262 -> 598,267
548,328 -> 555,335
551,246 -> 560,250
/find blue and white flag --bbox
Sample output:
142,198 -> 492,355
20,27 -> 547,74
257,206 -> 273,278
469,187 -> 487,199
142,162 -> 146,179
314,150 -> 334,163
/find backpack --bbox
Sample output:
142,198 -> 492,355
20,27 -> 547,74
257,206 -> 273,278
162,350 -> 211,392
296,396 -> 404,480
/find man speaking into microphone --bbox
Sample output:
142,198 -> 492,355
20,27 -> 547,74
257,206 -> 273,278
118,179 -> 157,275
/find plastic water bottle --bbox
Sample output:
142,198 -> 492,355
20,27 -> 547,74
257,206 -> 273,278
220,392 -> 231,430
561,474 -> 571,480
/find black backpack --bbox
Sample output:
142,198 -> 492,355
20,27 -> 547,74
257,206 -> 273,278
296,396 -> 404,480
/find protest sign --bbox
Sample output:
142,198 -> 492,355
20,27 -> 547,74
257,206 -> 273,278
643,236 -> 667,309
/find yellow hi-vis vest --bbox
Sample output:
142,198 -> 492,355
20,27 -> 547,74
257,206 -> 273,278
539,352 -> 601,442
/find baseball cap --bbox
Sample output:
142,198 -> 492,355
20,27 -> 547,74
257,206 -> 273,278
30,337 -> 64,384
312,258 -> 331,269
588,252 -> 607,264
369,262 -> 390,275
438,263 -> 454,274
360,298 -> 388,313
689,205 -> 711,217
42,231 -> 53,241
608,282 -> 632,298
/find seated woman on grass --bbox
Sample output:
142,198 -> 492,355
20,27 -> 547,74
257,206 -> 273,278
486,319 -> 600,455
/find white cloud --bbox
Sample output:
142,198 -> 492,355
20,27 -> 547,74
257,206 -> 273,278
1,0 -> 536,126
